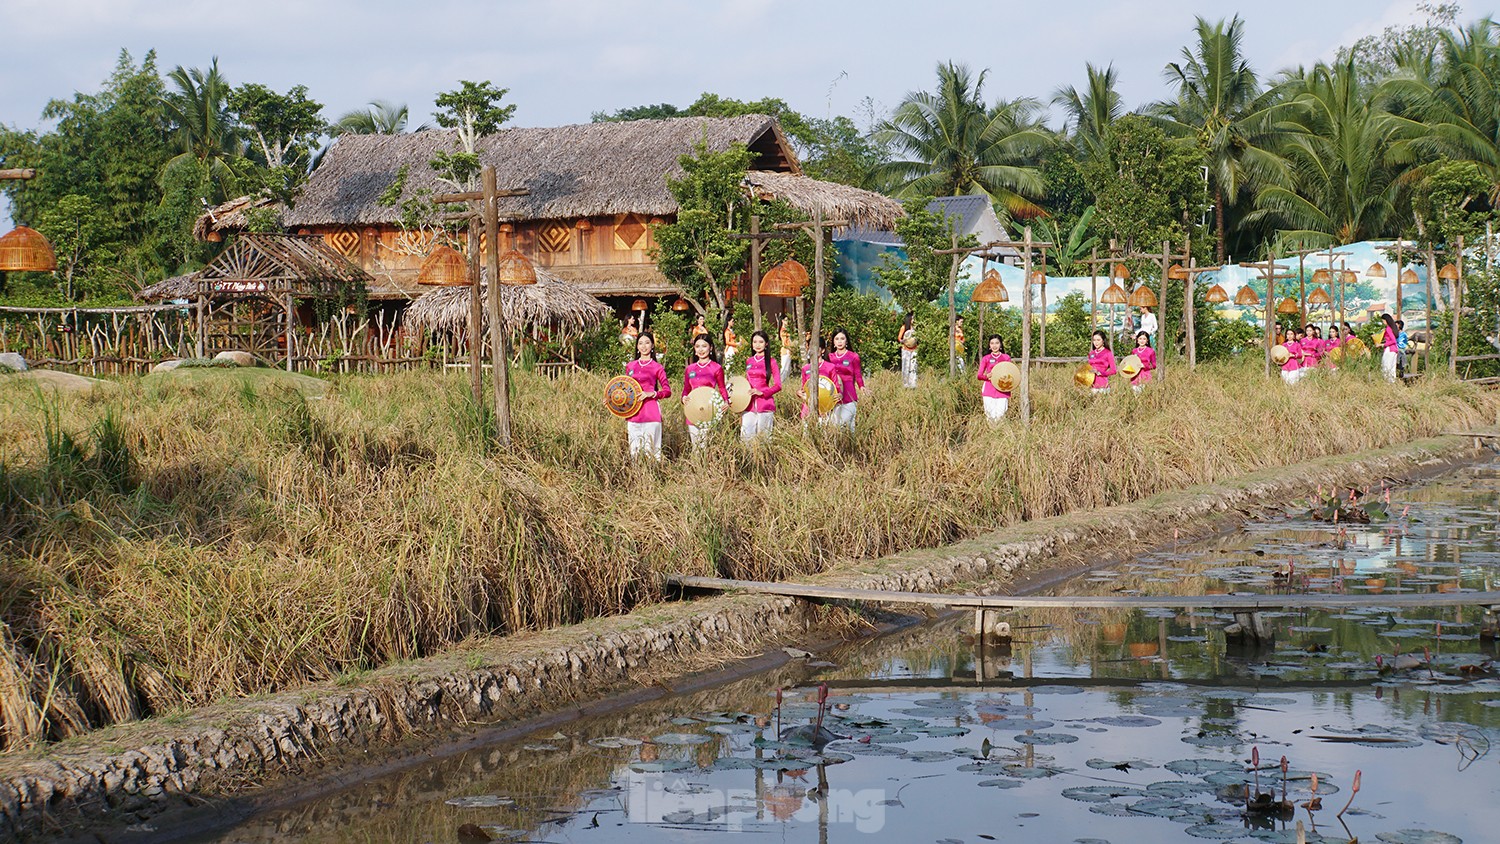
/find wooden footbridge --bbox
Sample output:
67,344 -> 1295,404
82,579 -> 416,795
665,575 -> 1500,644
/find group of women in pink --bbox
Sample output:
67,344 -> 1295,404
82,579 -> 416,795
621,329 -> 784,459
1084,330 -> 1158,394
799,328 -> 865,432
1277,320 -> 1385,384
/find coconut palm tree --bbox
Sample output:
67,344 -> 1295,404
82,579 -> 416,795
1052,63 -> 1123,165
333,100 -> 429,135
1248,56 -> 1403,247
1385,18 -> 1500,203
875,62 -> 1049,218
1152,16 -> 1288,261
159,59 -> 244,198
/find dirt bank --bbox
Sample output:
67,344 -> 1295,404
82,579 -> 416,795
0,434 -> 1488,842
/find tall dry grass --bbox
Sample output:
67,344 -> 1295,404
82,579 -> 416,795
0,359 -> 1496,748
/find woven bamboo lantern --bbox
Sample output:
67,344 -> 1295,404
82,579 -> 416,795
1205,284 -> 1229,304
1276,296 -> 1300,315
1438,263 -> 1459,280
1100,281 -> 1129,304
495,249 -> 537,286
1127,284 -> 1158,308
1365,261 -> 1387,278
0,225 -> 58,272
1399,268 -> 1420,286
1308,287 -> 1332,306
1341,269 -> 1358,285
1167,264 -> 1188,281
1311,268 -> 1332,285
1028,269 -> 1046,286
1110,263 -> 1130,280
631,298 -> 649,311
416,244 -> 469,286
972,268 -> 1009,303
671,297 -> 691,312
758,259 -> 809,298
1235,286 -> 1261,307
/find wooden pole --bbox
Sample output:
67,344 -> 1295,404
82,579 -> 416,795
1159,240 -> 1171,377
807,206 -> 826,410
1298,251 -> 1307,327
1395,240 -> 1404,325
947,234 -> 960,378
1039,248 -> 1048,358
1265,252 -> 1276,379
482,166 -> 512,447
1450,235 -> 1463,377
1020,226 -> 1033,425
749,215 -> 763,331
1089,247 -> 1098,332
467,218 -> 483,408
285,292 -> 295,372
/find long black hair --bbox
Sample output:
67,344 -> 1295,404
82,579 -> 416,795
1134,330 -> 1152,348
1091,329 -> 1108,348
634,330 -> 658,362
690,331 -> 719,365
748,330 -> 771,375
986,333 -> 1004,354
830,326 -> 854,352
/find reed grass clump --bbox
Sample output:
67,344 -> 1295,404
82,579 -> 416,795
0,359 -> 1495,748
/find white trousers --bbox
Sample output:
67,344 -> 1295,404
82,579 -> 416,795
1091,387 -> 1109,395
982,395 -> 1008,421
830,402 -> 857,431
740,411 -> 774,442
626,421 -> 662,459
1281,369 -> 1302,385
1381,349 -> 1398,382
780,350 -> 791,380
900,349 -> 917,388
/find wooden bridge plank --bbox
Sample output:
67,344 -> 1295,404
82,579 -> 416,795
665,575 -> 1500,611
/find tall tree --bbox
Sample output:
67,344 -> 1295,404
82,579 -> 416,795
653,140 -> 753,309
228,83 -> 325,169
430,80 -> 516,191
159,59 -> 245,199
334,100 -> 425,135
1153,16 -> 1288,261
1249,56 -> 1403,247
1052,63 -> 1123,165
876,62 -> 1049,217
1386,17 -> 1500,206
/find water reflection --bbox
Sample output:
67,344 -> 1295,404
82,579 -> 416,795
202,463 -> 1500,844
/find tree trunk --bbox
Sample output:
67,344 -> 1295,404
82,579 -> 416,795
1214,187 -> 1226,264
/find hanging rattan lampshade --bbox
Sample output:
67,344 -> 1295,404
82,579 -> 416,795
1276,296 -> 1300,314
1235,286 -> 1261,306
1399,268 -> 1420,286
0,226 -> 58,272
495,249 -> 537,286
972,268 -> 1009,303
1341,270 -> 1358,285
1028,269 -> 1046,286
1100,281 -> 1129,304
631,298 -> 649,311
1127,284 -> 1158,308
1167,264 -> 1188,281
416,244 -> 469,286
758,259 -> 809,298
1311,268 -> 1332,285
1438,263 -> 1459,280
671,297 -> 691,312
1110,263 -> 1130,280
1365,261 -> 1387,279
1308,287 -> 1332,306
1204,284 -> 1229,304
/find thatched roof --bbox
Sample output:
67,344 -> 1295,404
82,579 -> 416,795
193,194 -> 279,240
138,272 -> 198,302
283,115 -> 802,227
403,265 -> 612,341
741,170 -> 904,232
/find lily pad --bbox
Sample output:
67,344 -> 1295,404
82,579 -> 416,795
653,732 -> 712,745
1375,832 -> 1463,844
1062,785 -> 1147,802
1014,732 -> 1079,745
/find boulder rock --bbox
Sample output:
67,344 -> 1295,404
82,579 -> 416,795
0,352 -> 28,372
212,351 -> 257,367
151,359 -> 183,373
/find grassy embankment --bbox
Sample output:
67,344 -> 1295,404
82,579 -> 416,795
0,358 -> 1495,749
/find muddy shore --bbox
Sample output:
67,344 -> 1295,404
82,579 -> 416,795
0,434 -> 1488,842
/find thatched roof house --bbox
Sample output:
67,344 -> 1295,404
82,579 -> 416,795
403,266 -> 612,342
200,115 -> 903,305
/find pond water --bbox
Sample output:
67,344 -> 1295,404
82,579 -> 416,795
200,461 -> 1500,844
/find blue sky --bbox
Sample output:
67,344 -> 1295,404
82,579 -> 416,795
0,0 -> 1464,229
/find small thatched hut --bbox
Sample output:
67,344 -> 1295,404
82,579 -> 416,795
403,265 -> 611,342
198,116 -> 904,313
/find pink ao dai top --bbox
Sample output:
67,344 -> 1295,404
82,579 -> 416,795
977,352 -> 1013,398
1088,347 -> 1116,389
744,352 -> 781,414
625,358 -> 670,424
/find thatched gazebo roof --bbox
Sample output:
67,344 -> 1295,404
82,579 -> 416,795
137,234 -> 370,302
403,264 -> 612,341
740,170 -> 904,232
137,272 -> 199,302
281,115 -> 801,228
193,194 -> 280,240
